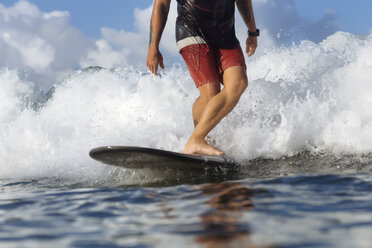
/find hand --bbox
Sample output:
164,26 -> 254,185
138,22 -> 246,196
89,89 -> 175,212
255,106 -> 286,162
146,47 -> 164,75
246,36 -> 257,57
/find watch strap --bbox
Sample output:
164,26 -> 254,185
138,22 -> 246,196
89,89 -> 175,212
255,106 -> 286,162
248,29 -> 260,37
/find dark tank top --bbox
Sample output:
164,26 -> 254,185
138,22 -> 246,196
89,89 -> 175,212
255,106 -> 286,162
176,0 -> 239,49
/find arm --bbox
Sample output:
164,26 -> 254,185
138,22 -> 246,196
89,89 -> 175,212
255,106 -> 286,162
236,0 -> 258,57
146,0 -> 171,75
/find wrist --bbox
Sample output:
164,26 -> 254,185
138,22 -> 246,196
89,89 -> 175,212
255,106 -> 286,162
149,42 -> 160,49
148,45 -> 160,52
248,28 -> 260,37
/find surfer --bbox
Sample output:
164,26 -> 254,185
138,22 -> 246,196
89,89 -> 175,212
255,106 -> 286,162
146,0 -> 259,156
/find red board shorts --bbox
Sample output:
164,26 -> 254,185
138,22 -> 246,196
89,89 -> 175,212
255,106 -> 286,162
179,44 -> 246,88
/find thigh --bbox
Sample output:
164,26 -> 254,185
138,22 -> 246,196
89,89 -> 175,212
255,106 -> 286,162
217,45 -> 248,92
217,45 -> 247,80
180,44 -> 221,88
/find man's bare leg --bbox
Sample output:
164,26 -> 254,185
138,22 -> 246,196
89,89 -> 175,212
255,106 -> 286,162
192,82 -> 221,127
184,66 -> 248,156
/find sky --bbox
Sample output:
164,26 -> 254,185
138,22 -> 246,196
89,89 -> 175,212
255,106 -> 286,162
294,0 -> 372,36
1,0 -> 152,37
2,0 -> 371,38
0,0 -> 371,89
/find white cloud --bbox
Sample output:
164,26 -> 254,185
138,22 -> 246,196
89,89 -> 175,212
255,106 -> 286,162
80,1 -> 179,69
2,31 -> 55,72
43,10 -> 69,20
0,1 -> 91,90
252,0 -> 340,44
0,0 -> 40,19
80,27 -> 146,68
80,38 -> 130,68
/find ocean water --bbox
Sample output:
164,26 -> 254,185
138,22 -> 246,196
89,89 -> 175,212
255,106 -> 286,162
1,32 -> 372,247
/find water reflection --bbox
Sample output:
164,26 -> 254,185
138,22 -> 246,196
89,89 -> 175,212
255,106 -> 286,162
195,182 -> 267,248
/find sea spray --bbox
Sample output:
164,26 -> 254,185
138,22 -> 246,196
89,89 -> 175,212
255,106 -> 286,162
0,32 -> 371,181
214,32 -> 372,161
0,65 -> 196,182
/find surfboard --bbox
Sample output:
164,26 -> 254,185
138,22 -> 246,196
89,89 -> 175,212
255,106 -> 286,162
89,146 -> 237,170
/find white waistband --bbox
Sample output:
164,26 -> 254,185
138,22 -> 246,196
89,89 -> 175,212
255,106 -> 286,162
177,36 -> 206,50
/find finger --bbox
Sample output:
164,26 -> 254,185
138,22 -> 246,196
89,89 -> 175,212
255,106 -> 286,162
246,46 -> 250,55
153,65 -> 158,75
147,61 -> 154,74
246,45 -> 252,56
250,48 -> 256,57
246,42 -> 252,55
248,47 -> 255,57
160,60 -> 164,69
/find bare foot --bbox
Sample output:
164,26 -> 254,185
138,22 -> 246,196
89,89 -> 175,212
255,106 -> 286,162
184,138 -> 225,156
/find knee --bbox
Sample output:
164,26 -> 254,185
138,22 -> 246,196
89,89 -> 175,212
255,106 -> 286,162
239,78 -> 248,94
199,91 -> 218,103
231,77 -> 248,97
222,78 -> 248,106
198,82 -> 220,103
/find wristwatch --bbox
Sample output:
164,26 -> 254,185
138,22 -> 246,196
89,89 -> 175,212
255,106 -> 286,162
248,29 -> 260,37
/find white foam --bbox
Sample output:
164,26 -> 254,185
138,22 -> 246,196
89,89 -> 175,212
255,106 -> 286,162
0,32 -> 371,181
